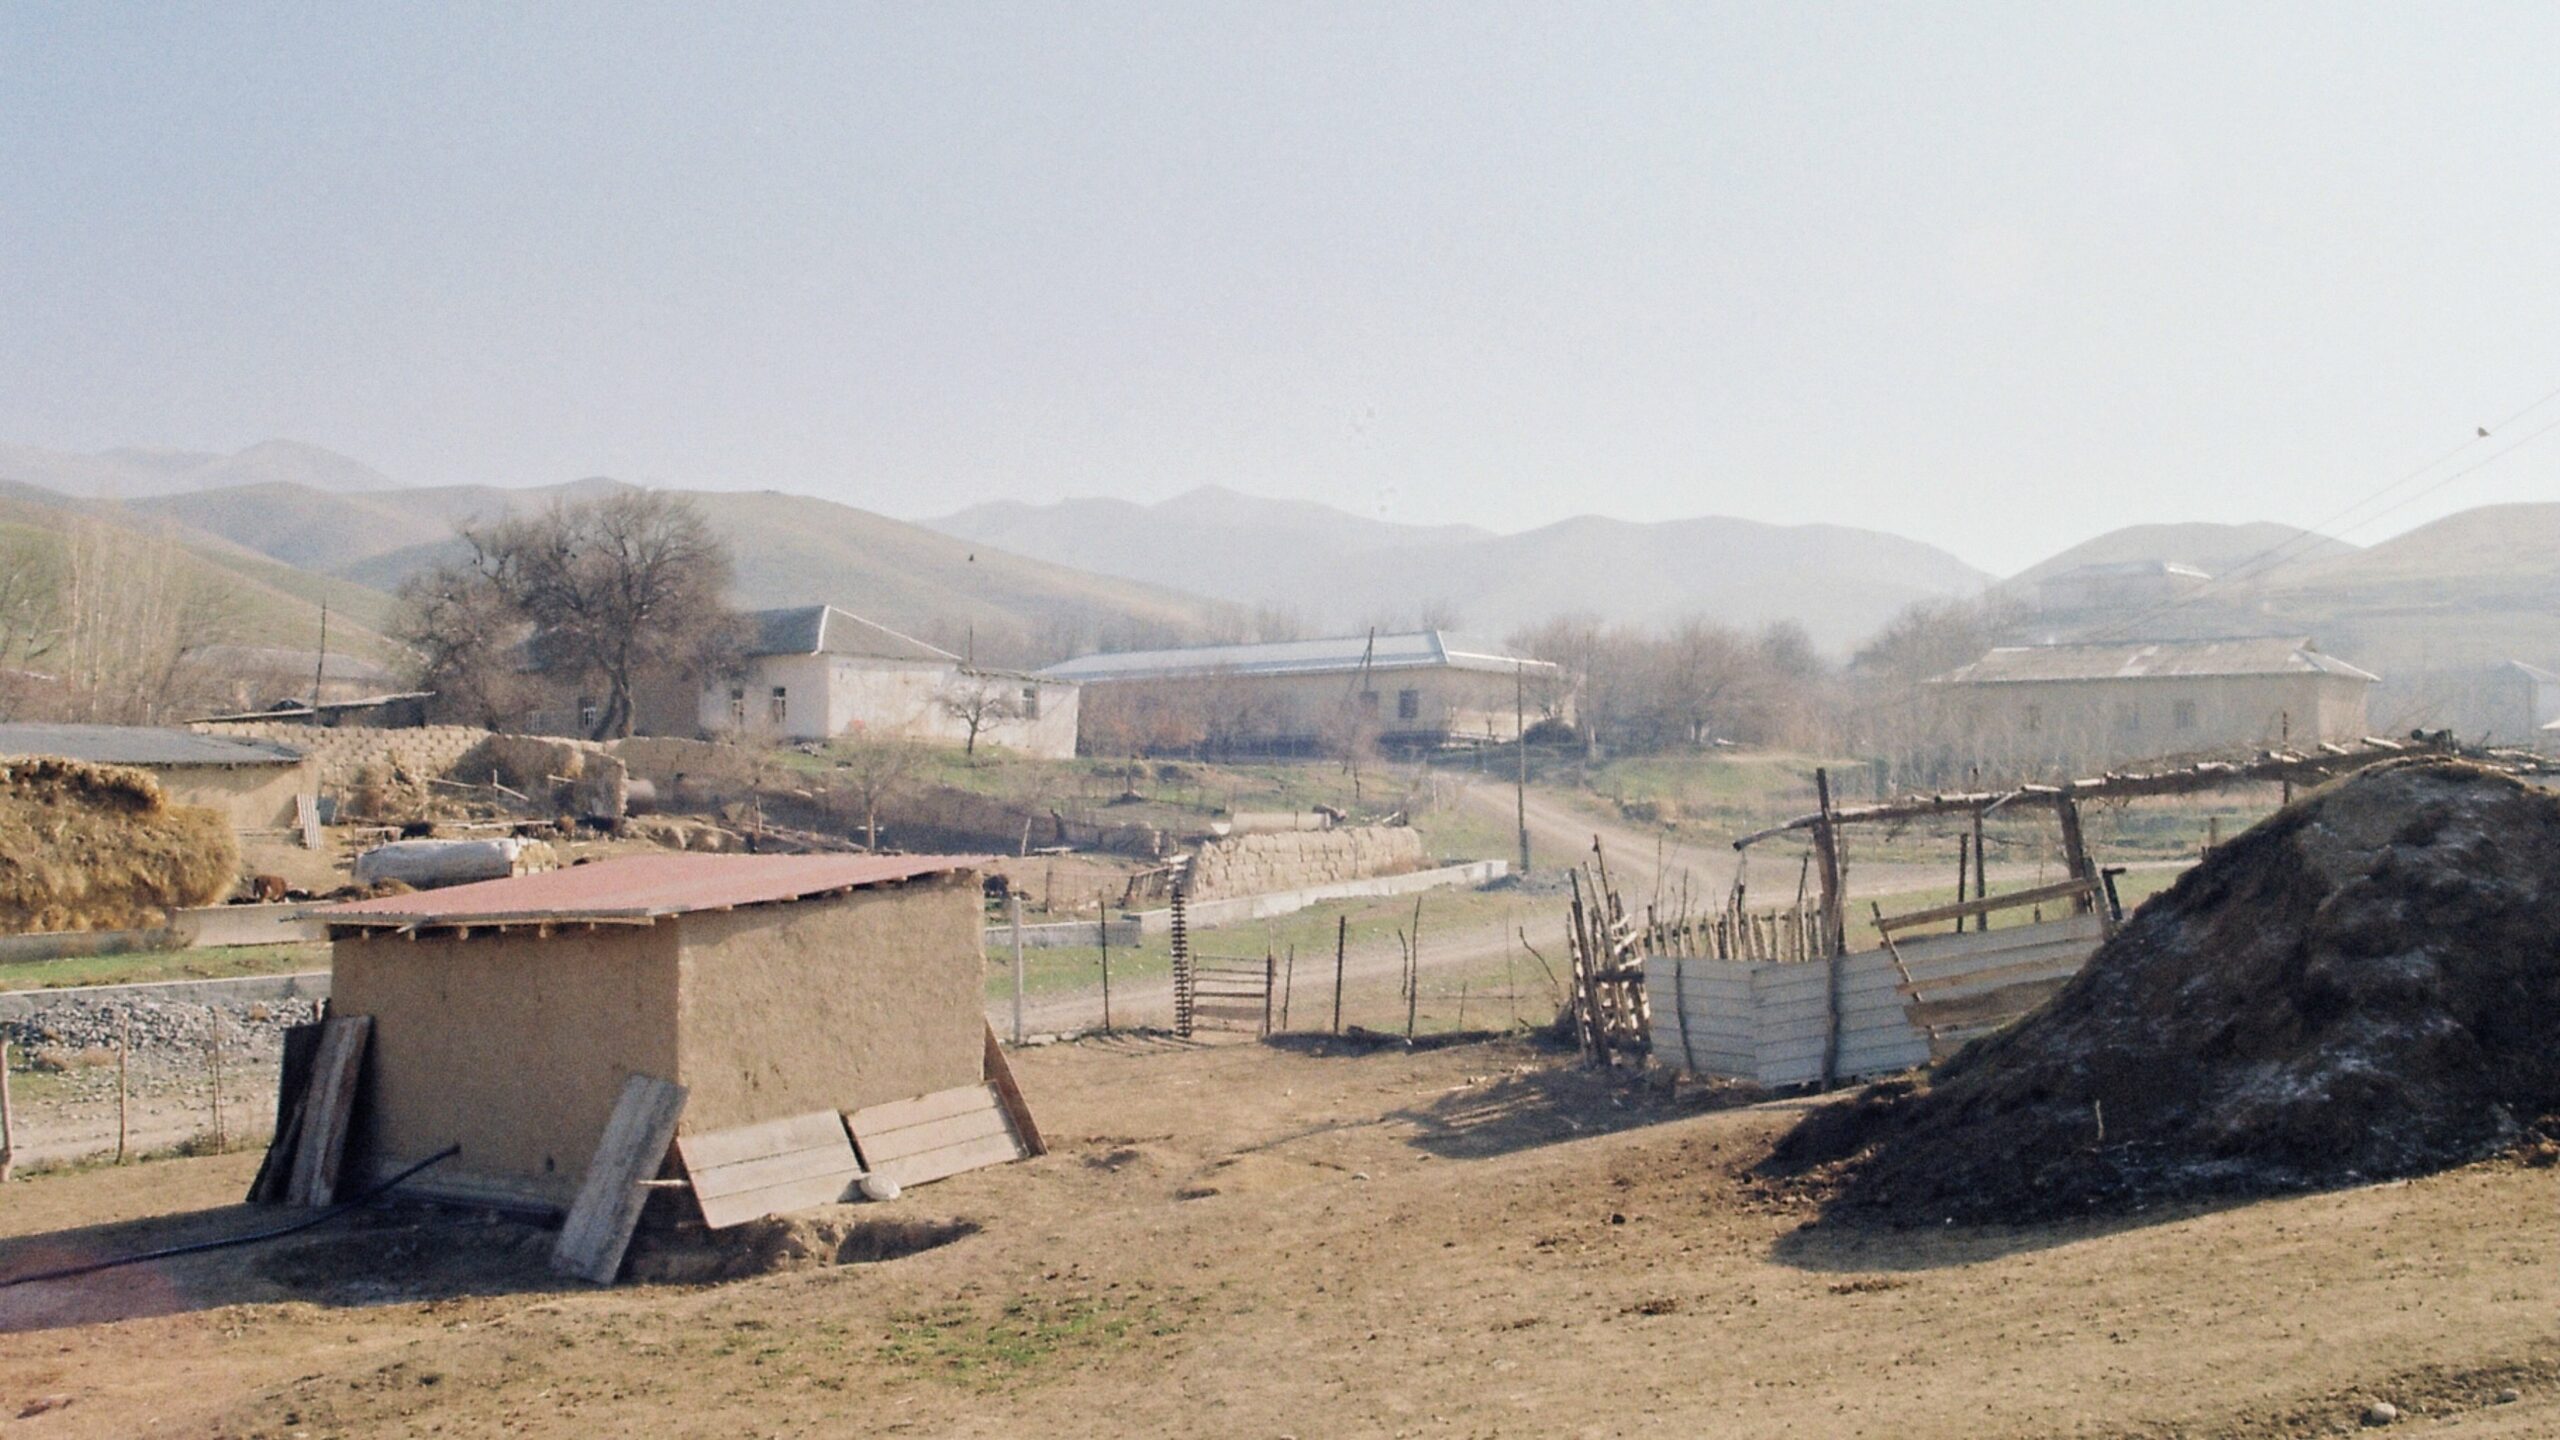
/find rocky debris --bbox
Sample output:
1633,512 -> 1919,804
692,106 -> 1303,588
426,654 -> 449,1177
5,996 -> 319,1101
1771,760 -> 2560,1224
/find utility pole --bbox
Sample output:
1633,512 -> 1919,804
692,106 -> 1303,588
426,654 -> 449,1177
311,603 -> 329,710
1515,659 -> 1531,875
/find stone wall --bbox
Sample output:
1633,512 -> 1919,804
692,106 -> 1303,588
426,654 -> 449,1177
1185,824 -> 1426,901
187,722 -> 491,795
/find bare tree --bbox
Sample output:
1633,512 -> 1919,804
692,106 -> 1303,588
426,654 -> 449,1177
0,533 -> 64,720
436,491 -> 742,739
937,672 -> 1023,756
49,520 -> 243,724
1077,677 -> 1208,757
393,559 -> 547,730
832,734 -> 925,849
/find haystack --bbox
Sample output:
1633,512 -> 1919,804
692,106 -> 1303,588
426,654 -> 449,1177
0,757 -> 237,934
1775,759 -> 2560,1223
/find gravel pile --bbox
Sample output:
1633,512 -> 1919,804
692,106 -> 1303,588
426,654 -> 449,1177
5,996 -> 320,1097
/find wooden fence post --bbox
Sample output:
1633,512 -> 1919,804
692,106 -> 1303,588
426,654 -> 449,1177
1009,893 -> 1027,1046
1,1039 -> 14,1183
209,1007 -> 226,1154
116,1015 -> 131,1163
1332,913 -> 1346,1035
1813,768 -> 1846,1089
1098,913 -> 1113,1032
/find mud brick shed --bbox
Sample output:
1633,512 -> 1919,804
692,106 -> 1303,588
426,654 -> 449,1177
319,852 -> 992,1212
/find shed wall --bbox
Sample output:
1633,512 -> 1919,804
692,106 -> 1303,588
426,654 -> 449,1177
670,874 -> 986,1131
156,760 -> 314,829
332,924 -> 683,1208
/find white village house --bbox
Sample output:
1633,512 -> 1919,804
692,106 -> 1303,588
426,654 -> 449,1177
694,605 -> 1079,758
1041,630 -> 1562,755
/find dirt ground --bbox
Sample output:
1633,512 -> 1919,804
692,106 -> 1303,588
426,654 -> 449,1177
1,1034 -> 2554,1439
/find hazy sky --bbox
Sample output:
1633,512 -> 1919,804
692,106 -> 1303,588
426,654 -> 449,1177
6,2 -> 2557,574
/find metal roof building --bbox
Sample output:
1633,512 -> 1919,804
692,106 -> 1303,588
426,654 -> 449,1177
323,852 -> 983,932
1933,637 -> 2379,686
1040,630 -> 1556,684
0,723 -> 314,830
322,852 -> 1003,1214
0,723 -> 305,767
743,605 -> 959,664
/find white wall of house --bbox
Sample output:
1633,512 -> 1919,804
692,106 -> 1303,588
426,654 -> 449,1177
699,655 -> 1079,758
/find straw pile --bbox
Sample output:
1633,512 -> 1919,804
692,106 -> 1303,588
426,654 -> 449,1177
0,757 -> 237,933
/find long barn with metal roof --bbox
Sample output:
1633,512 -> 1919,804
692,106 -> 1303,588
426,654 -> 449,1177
1925,636 -> 2378,775
1041,630 -> 1563,754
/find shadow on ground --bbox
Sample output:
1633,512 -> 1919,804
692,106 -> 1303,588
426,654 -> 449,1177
1383,1053 -> 1765,1161
1765,1193 -> 2251,1275
0,1204 -> 566,1334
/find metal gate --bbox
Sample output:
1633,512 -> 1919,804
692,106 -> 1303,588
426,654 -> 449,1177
1168,883 -> 1275,1036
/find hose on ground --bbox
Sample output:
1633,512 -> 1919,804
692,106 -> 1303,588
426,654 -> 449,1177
0,1143 -> 464,1290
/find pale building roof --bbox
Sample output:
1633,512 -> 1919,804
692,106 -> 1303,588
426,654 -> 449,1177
0,723 -> 305,767
1039,630 -> 1555,684
746,605 -> 958,664
1934,637 -> 2379,686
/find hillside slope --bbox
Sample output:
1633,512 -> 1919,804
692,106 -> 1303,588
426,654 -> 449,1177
929,487 -> 1989,650
0,486 -> 399,661
128,479 -> 1244,667
2005,520 -> 2356,587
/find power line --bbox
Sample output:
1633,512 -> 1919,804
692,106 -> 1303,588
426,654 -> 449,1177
2084,381 -> 2560,642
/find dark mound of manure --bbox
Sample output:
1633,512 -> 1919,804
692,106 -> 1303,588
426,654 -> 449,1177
1773,759 -> 2560,1223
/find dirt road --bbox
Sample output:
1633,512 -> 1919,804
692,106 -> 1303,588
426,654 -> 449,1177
4,1035 -> 2551,1438
1005,777 -> 2117,1037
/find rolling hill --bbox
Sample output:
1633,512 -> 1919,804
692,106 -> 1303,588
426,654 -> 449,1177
0,438 -> 402,500
2004,521 -> 2358,588
115,479 -> 1247,668
929,487 -> 1992,652
0,484 -> 401,663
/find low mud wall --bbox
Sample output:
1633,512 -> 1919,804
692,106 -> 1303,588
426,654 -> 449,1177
1185,825 -> 1425,901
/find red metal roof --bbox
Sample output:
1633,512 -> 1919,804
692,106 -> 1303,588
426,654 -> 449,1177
320,852 -> 986,930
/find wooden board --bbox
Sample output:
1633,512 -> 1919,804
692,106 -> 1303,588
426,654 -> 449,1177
675,1110 -> 863,1230
551,1074 -> 687,1284
285,1016 -> 371,1207
1907,976 -> 2075,1031
983,1023 -> 1045,1157
848,1083 -> 1029,1190
248,1020 -> 325,1203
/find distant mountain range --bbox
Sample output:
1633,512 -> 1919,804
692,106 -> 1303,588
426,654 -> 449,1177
0,439 -> 401,500
931,486 -> 1994,652
4,436 -> 2557,710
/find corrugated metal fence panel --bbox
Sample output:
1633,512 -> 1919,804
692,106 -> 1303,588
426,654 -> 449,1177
1642,917 -> 2104,1088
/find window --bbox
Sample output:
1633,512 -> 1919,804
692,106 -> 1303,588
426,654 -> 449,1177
1021,685 -> 1040,719
728,686 -> 747,725
1397,688 -> 1420,720
2172,699 -> 2198,730
2114,700 -> 2140,733
769,686 -> 788,723
2023,704 -> 2042,732
1360,690 -> 1379,710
